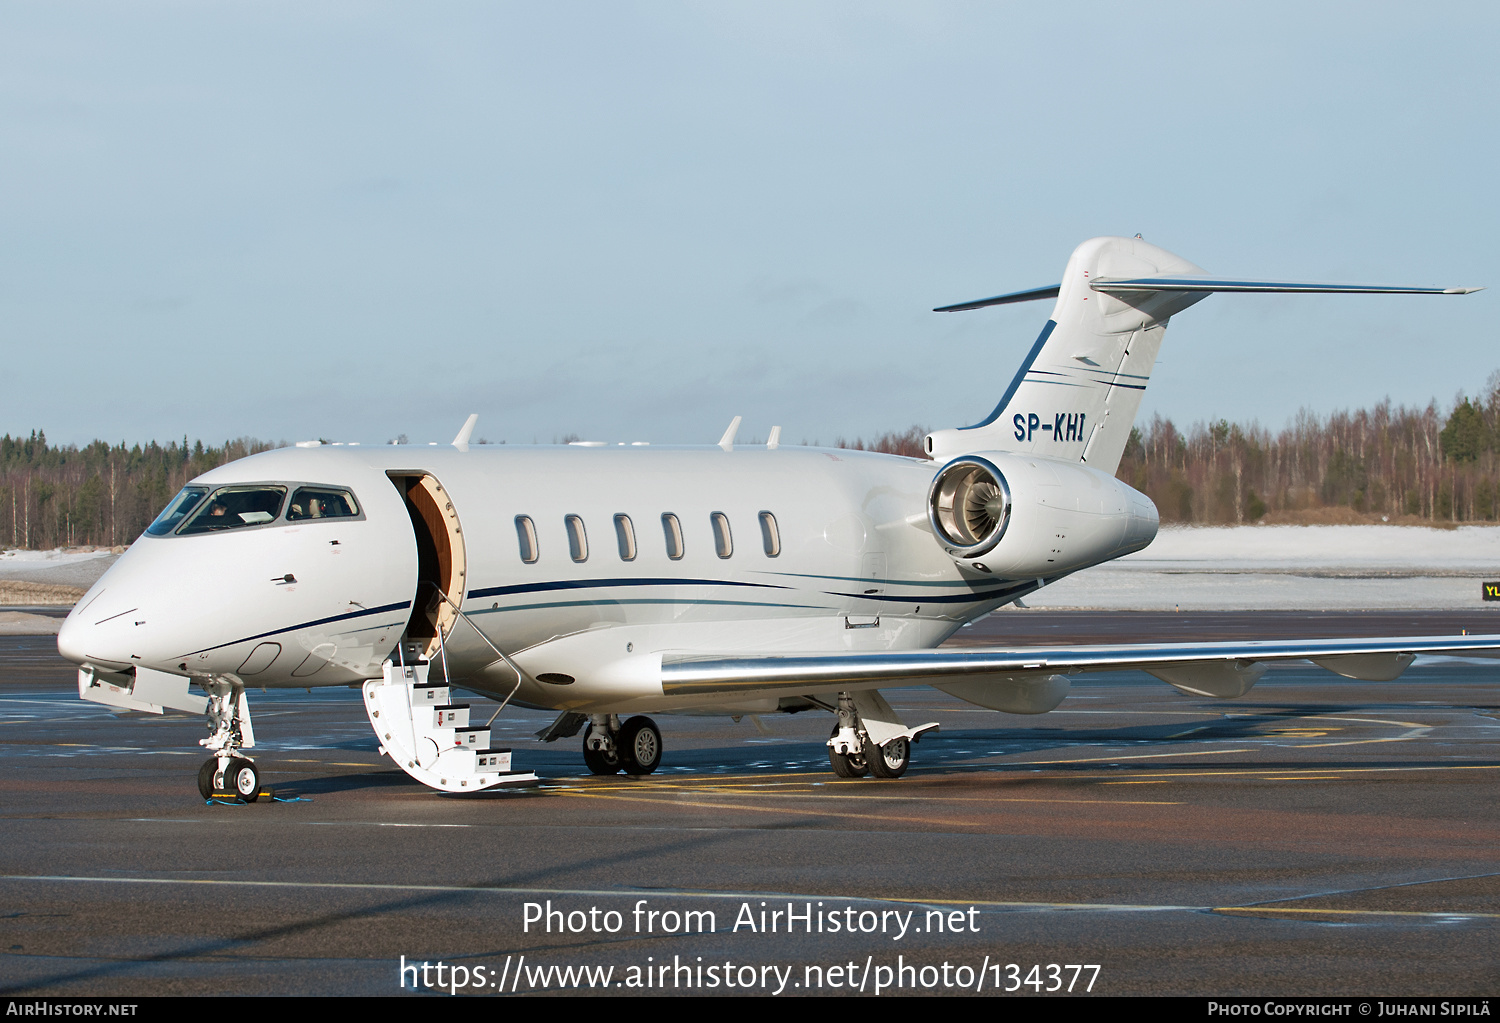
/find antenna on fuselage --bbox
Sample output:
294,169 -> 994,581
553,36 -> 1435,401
718,415 -> 742,452
452,413 -> 479,452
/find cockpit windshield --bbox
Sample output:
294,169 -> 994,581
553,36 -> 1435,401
177,487 -> 288,535
145,487 -> 210,536
145,482 -> 362,536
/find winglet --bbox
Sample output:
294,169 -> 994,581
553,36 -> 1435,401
767,425 -> 781,450
452,413 -> 479,452
719,416 -> 742,452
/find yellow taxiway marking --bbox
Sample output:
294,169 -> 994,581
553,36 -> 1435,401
1073,763 -> 1500,782
1306,715 -> 1429,730
556,787 -> 1178,824
566,780 -> 1178,803
1017,748 -> 1255,766
1282,715 -> 1430,749
1291,736 -> 1422,749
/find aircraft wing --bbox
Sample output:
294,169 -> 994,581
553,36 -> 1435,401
660,634 -> 1500,701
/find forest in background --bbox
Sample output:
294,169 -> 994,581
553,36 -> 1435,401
0,434 -> 280,550
845,373 -> 1500,527
6,374 -> 1500,549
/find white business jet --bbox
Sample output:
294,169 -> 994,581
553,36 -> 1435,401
57,236 -> 1492,800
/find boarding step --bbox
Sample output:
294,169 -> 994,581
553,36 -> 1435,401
412,682 -> 449,705
433,703 -> 470,728
476,748 -> 512,771
453,725 -> 489,748
362,662 -> 536,794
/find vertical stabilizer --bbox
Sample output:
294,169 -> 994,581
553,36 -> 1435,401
925,237 -> 1478,472
926,237 -> 1206,473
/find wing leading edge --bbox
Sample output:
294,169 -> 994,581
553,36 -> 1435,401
660,634 -> 1500,697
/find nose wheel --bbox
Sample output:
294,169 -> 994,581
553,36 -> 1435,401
197,755 -> 261,802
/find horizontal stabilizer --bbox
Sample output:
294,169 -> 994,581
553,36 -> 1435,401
933,284 -> 1060,312
1089,276 -> 1482,296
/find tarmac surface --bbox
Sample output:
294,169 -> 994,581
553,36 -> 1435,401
1,610 -> 1498,997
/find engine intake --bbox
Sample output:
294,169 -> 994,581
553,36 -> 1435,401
927,456 -> 1011,557
925,450 -> 1159,578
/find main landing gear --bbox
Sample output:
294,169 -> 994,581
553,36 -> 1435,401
827,691 -> 933,781
583,714 -> 663,775
196,678 -> 262,801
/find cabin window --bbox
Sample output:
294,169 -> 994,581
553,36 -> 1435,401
711,512 -> 733,559
759,511 -> 781,557
565,514 -> 588,562
614,514 -> 636,561
661,513 -> 684,560
146,487 -> 209,535
287,487 -> 359,520
515,515 -> 539,564
177,486 -> 287,535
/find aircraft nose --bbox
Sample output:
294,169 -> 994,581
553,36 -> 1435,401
57,595 -> 147,672
56,613 -> 88,665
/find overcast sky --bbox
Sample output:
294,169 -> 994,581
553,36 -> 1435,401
3,3 -> 1495,448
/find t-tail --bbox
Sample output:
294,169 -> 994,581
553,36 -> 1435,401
924,236 -> 1481,473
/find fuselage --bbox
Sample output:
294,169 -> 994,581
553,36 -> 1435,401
57,442 -> 1152,714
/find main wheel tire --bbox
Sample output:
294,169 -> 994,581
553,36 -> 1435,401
582,726 -> 622,775
197,758 -> 219,800
866,736 -> 910,779
618,716 -> 662,775
227,757 -> 260,802
828,726 -> 868,778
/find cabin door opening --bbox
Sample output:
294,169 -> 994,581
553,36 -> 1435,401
388,472 -> 467,659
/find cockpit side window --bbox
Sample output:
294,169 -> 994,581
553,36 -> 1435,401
286,487 -> 359,521
146,487 -> 210,536
178,486 -> 288,535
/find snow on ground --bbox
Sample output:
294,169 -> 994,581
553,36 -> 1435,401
1113,524 -> 1500,572
0,611 -> 62,635
1032,525 -> 1500,610
0,548 -> 118,588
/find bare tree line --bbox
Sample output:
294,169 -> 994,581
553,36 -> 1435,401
5,379 -> 1499,551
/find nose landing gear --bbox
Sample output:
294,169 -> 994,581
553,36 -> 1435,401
196,679 -> 263,802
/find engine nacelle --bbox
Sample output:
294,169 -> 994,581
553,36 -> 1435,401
926,452 -> 1157,579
